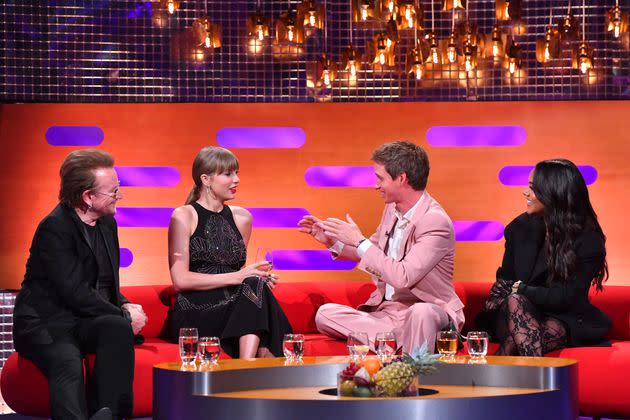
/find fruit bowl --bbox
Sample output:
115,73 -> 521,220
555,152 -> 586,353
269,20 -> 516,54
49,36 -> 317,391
336,342 -> 440,398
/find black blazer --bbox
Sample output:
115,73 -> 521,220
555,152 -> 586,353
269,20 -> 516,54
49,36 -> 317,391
481,212 -> 611,347
13,204 -> 129,351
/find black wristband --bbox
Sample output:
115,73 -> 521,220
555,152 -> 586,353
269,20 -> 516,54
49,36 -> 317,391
356,238 -> 367,248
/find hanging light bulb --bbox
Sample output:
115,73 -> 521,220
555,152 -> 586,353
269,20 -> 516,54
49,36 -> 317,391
164,0 -> 179,14
354,0 -> 375,22
406,46 -> 425,80
442,0 -> 466,12
361,5 -> 369,20
536,26 -> 560,63
490,24 -> 504,60
387,0 -> 396,14
572,42 -> 594,74
275,9 -> 304,45
505,40 -> 522,74
445,32 -> 458,63
342,43 -> 362,80
298,0 -> 324,29
424,32 -> 440,64
192,17 -> 221,51
571,0 -> 595,76
247,9 -> 270,54
558,11 -> 580,45
397,0 -> 417,29
606,4 -> 629,39
463,41 -> 477,71
372,33 -> 393,68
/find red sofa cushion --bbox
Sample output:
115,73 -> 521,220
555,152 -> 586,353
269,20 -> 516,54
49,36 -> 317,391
1,352 -> 52,418
272,281 -> 375,334
589,285 -> 630,340
549,341 -> 630,418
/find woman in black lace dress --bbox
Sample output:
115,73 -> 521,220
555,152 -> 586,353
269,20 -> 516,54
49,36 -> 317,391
168,146 -> 292,358
476,159 -> 610,356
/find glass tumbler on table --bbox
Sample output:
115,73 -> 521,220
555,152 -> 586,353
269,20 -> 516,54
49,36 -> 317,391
198,336 -> 221,365
347,331 -> 369,362
283,334 -> 305,361
436,330 -> 458,361
466,331 -> 489,359
178,327 -> 199,366
375,331 -> 397,363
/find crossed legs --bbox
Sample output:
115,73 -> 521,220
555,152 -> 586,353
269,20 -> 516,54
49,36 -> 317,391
495,293 -> 567,356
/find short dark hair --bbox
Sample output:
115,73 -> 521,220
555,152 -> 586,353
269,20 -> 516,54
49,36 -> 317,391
59,149 -> 115,210
371,141 -> 429,190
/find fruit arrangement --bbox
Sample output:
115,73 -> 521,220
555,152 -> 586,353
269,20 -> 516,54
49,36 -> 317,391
337,342 -> 440,398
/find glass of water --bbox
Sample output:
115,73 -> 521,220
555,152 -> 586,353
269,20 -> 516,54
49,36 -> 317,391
466,331 -> 489,359
282,333 -> 305,361
347,331 -> 369,362
375,331 -> 397,363
198,336 -> 221,366
178,327 -> 198,366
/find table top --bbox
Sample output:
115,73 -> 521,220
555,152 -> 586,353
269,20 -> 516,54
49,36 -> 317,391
154,355 -> 577,373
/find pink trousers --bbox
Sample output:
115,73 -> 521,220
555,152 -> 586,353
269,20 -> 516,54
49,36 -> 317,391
315,300 -> 449,353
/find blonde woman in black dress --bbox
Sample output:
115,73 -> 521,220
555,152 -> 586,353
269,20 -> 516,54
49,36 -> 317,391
168,146 -> 292,358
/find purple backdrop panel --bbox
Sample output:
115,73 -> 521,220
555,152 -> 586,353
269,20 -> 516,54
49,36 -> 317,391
426,126 -> 526,147
272,250 -> 357,270
45,126 -> 104,146
499,165 -> 598,186
120,248 -> 133,268
454,221 -> 505,241
247,208 -> 310,228
115,166 -> 181,187
115,207 -> 174,227
304,166 -> 376,187
216,127 -> 306,148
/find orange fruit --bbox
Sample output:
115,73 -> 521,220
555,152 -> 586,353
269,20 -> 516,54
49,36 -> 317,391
360,357 -> 382,376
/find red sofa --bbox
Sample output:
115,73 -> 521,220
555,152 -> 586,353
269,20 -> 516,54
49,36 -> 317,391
2,281 -> 629,419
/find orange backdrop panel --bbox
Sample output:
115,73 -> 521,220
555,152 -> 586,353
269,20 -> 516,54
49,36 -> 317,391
0,102 -> 628,289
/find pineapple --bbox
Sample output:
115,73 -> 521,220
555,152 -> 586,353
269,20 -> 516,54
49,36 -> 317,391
372,341 -> 441,397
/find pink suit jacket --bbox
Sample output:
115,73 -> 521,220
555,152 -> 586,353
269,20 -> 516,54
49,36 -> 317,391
339,192 -> 465,330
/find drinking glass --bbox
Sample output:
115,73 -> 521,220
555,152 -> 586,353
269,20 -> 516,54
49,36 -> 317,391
436,330 -> 458,361
283,333 -> 305,361
347,331 -> 369,362
466,331 -> 489,359
375,331 -> 397,363
255,247 -> 273,274
178,327 -> 198,366
198,336 -> 221,365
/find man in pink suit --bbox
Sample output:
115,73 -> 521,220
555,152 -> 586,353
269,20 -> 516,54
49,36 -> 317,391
298,141 -> 464,352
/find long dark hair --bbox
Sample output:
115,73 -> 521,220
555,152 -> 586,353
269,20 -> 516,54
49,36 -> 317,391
531,159 -> 608,291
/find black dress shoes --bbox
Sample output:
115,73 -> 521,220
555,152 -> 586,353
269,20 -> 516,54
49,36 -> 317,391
89,407 -> 113,420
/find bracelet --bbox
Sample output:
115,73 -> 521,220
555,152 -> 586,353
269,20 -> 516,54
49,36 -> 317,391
356,238 -> 367,248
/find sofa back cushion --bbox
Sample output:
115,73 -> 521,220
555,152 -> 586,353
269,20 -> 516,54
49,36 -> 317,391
272,281 -> 375,333
590,285 -> 630,341
121,285 -> 175,339
460,282 -> 630,341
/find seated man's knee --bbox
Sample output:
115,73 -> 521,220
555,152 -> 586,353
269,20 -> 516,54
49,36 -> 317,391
94,315 -> 134,342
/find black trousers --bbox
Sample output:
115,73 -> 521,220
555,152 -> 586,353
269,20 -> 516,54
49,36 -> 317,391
17,315 -> 135,420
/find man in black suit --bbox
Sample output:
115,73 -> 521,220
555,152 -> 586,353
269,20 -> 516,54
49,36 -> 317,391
12,149 -> 148,420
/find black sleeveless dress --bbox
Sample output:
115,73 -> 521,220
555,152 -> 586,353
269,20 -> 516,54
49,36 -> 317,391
169,202 -> 292,358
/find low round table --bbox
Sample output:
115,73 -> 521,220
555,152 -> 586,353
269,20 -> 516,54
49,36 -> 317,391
153,356 -> 577,420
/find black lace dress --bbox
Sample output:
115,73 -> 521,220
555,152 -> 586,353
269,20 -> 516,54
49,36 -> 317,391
170,202 -> 292,358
